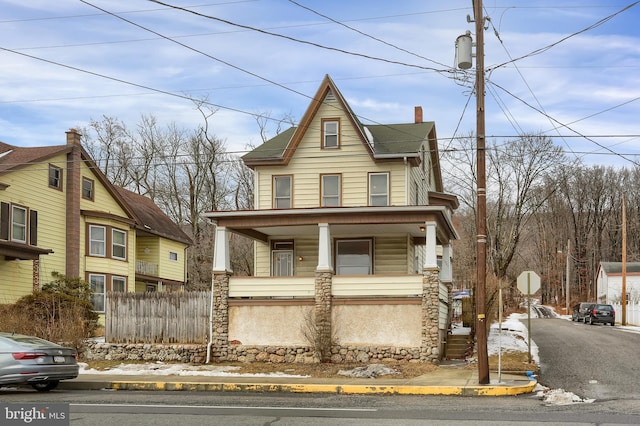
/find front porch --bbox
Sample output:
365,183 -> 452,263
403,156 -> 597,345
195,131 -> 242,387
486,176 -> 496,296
205,204 -> 458,364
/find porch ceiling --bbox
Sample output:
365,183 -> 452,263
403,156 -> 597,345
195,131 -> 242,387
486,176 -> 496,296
204,205 -> 458,244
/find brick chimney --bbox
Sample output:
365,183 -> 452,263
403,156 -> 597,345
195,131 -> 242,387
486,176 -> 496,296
66,128 -> 82,145
414,106 -> 423,124
65,129 -> 81,277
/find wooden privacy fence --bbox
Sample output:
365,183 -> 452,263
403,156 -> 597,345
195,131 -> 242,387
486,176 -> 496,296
105,291 -> 210,344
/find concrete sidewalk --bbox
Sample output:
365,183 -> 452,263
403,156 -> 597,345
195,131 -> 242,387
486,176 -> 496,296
59,365 -> 537,396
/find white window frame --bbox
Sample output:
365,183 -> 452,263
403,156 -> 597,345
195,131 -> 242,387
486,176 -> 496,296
321,174 -> 341,207
112,276 -> 126,293
89,225 -> 106,257
11,205 -> 27,243
322,119 -> 339,149
89,274 -> 106,312
111,228 -> 127,260
369,172 -> 389,206
273,175 -> 292,209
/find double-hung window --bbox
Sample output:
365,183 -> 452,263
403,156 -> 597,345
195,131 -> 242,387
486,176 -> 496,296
369,172 -> 389,206
49,164 -> 62,190
89,225 -> 106,257
112,276 -> 126,292
82,177 -> 94,201
89,274 -> 106,312
89,274 -> 126,312
273,175 -> 292,209
322,119 -> 339,149
112,229 -> 127,260
11,205 -> 27,243
321,174 -> 341,207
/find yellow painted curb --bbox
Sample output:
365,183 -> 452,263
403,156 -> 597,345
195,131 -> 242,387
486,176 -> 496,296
109,380 -> 537,396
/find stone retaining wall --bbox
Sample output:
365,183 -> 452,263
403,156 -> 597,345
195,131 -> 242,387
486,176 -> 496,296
82,341 -> 424,364
82,341 -> 207,364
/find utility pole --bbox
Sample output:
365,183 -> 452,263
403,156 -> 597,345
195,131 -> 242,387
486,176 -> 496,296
622,195 -> 627,325
456,0 -> 488,385
565,239 -> 570,314
472,0 -> 489,385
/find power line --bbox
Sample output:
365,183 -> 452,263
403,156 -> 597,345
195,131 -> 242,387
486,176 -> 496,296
488,79 -> 640,167
148,0 -> 453,74
488,1 -> 640,71
285,0 -> 450,69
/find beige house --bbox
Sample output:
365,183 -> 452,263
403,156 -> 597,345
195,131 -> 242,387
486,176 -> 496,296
0,130 -> 191,317
204,75 -> 459,363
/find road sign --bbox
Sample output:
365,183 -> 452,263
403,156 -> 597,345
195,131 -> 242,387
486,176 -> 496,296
517,271 -> 540,295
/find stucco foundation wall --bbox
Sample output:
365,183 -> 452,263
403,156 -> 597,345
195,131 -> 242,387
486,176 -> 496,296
229,304 -> 313,346
333,303 -> 421,346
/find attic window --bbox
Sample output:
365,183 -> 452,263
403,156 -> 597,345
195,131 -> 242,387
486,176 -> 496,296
82,177 -> 94,201
48,164 -> 63,190
322,119 -> 339,149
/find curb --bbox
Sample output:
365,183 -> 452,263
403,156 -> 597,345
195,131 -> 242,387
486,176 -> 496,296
60,379 -> 537,396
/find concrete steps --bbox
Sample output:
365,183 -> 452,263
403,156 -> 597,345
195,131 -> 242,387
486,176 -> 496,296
445,333 -> 473,360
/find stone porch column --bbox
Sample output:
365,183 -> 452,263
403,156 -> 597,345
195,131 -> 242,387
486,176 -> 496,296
315,223 -> 333,361
421,267 -> 441,363
314,270 -> 333,362
211,272 -> 230,361
212,224 -> 232,361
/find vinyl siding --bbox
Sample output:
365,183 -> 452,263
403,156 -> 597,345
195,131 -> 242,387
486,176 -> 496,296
158,238 -> 187,282
374,235 -> 408,274
256,99 -> 409,209
0,156 -> 68,302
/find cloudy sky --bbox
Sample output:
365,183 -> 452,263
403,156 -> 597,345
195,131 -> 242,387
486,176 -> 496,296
1,1 -> 639,167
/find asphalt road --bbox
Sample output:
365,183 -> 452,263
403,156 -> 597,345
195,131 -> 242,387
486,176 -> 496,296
531,317 -> 640,401
3,314 -> 640,424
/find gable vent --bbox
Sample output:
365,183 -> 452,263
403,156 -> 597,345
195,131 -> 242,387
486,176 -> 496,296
325,90 -> 336,102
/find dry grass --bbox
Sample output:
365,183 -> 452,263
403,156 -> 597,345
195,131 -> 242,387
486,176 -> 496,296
488,351 -> 538,373
82,359 -> 440,378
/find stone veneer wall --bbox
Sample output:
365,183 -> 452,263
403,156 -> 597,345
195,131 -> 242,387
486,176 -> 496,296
315,271 -> 333,361
211,272 -> 230,360
83,270 -> 446,365
81,341 -> 425,364
82,341 -> 207,364
421,268 -> 441,363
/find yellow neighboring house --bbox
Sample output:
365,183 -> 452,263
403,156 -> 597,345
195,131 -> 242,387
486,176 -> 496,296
0,129 -> 191,315
204,75 -> 459,364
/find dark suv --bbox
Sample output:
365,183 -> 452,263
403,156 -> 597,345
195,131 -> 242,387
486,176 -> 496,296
584,304 -> 615,326
571,302 -> 592,322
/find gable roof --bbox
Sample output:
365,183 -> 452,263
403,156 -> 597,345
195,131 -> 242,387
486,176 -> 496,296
242,75 -> 444,191
0,135 -> 190,246
114,187 -> 192,246
599,261 -> 640,275
0,141 -> 70,174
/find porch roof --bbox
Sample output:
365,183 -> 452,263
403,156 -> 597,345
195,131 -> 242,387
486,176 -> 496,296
203,204 -> 458,244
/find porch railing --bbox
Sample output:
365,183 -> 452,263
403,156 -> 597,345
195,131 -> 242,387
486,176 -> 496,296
136,260 -> 158,276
